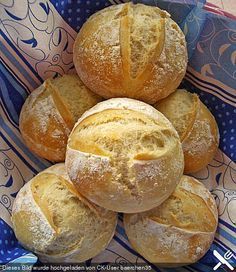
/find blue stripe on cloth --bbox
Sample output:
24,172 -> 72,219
0,79 -> 19,125
0,119 -> 50,173
116,222 -> 127,239
0,41 -> 39,89
0,63 -> 28,126
0,30 -> 43,84
0,57 -> 31,95
217,227 -> 236,246
219,218 -> 236,233
185,74 -> 235,104
113,235 -> 138,258
0,57 -> 31,129
187,71 -> 236,100
215,237 -> 235,252
0,130 -> 40,175
0,99 -> 19,131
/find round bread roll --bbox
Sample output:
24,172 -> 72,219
66,98 -> 184,213
19,74 -> 102,162
11,163 -> 117,263
155,89 -> 219,173
124,175 -> 218,266
73,3 -> 187,104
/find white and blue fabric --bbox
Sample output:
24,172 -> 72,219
0,0 -> 235,271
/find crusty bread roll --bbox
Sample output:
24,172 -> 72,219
73,3 -> 187,104
124,175 -> 218,266
66,98 -> 184,213
155,89 -> 219,173
11,163 -> 117,263
19,74 -> 102,162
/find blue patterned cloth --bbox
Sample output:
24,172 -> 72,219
0,0 -> 235,271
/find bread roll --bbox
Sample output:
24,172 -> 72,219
11,163 -> 117,263
155,89 -> 219,173
73,3 -> 187,104
66,98 -> 184,213
124,175 -> 218,266
19,74 -> 102,162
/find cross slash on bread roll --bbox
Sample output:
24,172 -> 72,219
19,74 -> 102,162
73,3 -> 187,104
124,175 -> 218,266
11,163 -> 117,263
66,98 -> 184,213
155,89 -> 219,173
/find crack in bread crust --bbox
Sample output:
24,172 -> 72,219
19,75 -> 102,161
123,175 -> 218,264
73,3 -> 187,104
45,79 -> 75,131
119,3 -> 166,94
67,103 -> 184,212
12,164 -> 117,262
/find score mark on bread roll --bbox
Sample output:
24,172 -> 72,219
155,89 -> 219,173
11,164 -> 117,263
73,3 -> 187,104
19,74 -> 102,162
119,3 -> 166,94
66,98 -> 184,213
124,175 -> 218,266
45,79 -> 75,130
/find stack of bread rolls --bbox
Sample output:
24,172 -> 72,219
13,2 -> 219,267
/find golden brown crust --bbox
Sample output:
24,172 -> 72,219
66,98 -> 184,213
155,89 -> 199,142
19,74 -> 102,162
11,163 -> 117,263
183,101 -> 219,173
73,3 -> 187,104
155,89 -> 219,173
124,175 -> 218,266
19,83 -> 69,162
45,79 -> 75,130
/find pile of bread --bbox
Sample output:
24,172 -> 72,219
12,3 -> 219,266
